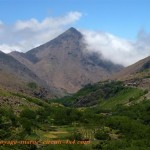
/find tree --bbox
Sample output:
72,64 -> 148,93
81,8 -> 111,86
94,129 -> 110,140
19,117 -> 32,135
19,109 -> 37,134
20,109 -> 36,120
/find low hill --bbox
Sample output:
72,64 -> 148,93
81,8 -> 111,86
112,56 -> 150,80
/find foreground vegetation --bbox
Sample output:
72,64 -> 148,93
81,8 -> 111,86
0,81 -> 150,150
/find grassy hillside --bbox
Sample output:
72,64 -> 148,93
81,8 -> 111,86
51,80 -> 146,108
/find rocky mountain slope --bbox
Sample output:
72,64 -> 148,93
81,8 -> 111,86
112,56 -> 150,99
112,56 -> 150,89
112,56 -> 150,80
0,51 -> 36,89
0,51 -> 56,98
10,27 -> 122,93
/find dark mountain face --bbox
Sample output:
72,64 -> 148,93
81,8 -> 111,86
140,60 -> 150,72
82,52 -> 123,72
10,27 -> 123,94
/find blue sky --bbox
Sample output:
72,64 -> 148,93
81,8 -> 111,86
0,0 -> 150,39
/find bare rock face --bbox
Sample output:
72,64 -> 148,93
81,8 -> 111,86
10,27 -> 122,94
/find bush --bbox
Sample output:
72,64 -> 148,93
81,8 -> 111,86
27,82 -> 37,89
19,117 -> 32,134
69,130 -> 83,141
19,109 -> 37,134
94,129 -> 110,140
20,109 -> 36,120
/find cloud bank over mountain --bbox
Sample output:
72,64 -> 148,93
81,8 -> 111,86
0,11 -> 149,66
82,29 -> 150,66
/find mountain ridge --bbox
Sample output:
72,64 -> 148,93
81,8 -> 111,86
9,27 -> 123,93
10,28 -> 123,94
0,50 -> 58,98
112,55 -> 150,80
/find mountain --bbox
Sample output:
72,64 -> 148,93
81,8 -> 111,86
0,51 -> 56,98
52,56 -> 150,107
10,27 -> 123,93
113,56 -> 150,80
112,56 -> 150,99
0,51 -> 39,81
0,51 -> 35,90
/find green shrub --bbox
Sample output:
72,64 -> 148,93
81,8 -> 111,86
27,82 -> 37,89
94,129 -> 110,140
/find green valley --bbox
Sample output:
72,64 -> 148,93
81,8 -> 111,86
0,79 -> 150,150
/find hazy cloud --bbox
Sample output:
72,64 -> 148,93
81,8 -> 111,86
81,30 -> 150,66
0,11 -> 82,53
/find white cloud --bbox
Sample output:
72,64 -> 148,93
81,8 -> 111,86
0,44 -> 22,53
81,30 -> 150,66
0,11 -> 82,52
15,11 -> 82,31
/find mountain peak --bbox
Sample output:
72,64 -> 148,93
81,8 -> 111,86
59,27 -> 82,39
68,27 -> 79,32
